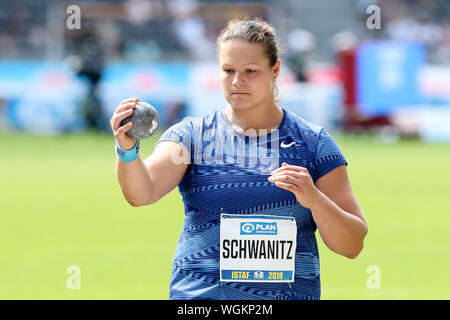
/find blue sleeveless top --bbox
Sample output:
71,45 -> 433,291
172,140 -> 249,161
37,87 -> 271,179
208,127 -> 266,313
155,108 -> 348,300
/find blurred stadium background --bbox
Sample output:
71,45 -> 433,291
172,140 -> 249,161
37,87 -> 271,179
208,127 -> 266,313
1,0 -> 449,299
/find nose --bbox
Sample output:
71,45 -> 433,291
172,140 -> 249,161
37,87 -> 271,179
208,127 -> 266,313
232,72 -> 245,87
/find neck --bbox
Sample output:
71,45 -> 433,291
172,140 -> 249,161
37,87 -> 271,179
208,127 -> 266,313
224,102 -> 283,135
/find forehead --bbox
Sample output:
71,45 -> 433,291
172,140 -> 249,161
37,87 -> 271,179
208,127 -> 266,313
219,40 -> 269,67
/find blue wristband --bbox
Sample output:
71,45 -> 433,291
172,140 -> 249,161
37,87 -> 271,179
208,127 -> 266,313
115,139 -> 141,163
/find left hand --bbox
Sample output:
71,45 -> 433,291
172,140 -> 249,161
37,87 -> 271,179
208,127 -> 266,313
268,162 -> 322,209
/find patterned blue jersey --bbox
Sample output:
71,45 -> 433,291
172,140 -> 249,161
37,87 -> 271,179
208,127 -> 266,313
155,108 -> 348,300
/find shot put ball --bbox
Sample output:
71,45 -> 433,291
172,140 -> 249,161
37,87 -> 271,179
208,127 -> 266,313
121,102 -> 160,139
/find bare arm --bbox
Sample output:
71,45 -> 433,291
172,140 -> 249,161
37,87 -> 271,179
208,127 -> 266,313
312,165 -> 368,258
116,141 -> 189,206
111,97 -> 189,207
268,163 -> 368,259
143,140 -> 190,204
116,154 -> 153,207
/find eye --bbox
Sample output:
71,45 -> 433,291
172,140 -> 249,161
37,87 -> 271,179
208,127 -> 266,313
246,69 -> 257,74
223,69 -> 234,74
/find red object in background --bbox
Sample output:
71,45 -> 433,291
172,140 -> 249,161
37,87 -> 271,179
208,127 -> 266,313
305,65 -> 342,85
133,70 -> 160,91
338,49 -> 356,108
337,47 -> 391,131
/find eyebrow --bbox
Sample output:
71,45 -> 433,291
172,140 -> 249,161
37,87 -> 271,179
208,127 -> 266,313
221,63 -> 260,68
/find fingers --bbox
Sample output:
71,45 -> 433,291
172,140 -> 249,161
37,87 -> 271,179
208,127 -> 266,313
116,108 -> 134,120
115,101 -> 137,115
271,170 -> 304,179
114,121 -> 133,137
110,98 -> 139,133
268,172 -> 303,188
120,97 -> 139,105
110,108 -> 135,132
271,163 -> 308,175
273,181 -> 297,193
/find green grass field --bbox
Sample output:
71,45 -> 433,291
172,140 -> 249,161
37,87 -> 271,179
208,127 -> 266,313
1,130 -> 449,299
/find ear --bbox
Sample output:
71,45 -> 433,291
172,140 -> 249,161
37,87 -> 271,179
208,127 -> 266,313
272,59 -> 281,80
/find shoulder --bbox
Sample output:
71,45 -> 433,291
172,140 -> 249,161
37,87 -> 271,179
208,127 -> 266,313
163,115 -> 199,135
281,109 -> 345,170
282,109 -> 328,143
176,109 -> 221,129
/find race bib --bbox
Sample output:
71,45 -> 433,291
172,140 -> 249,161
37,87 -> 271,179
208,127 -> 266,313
220,214 -> 297,283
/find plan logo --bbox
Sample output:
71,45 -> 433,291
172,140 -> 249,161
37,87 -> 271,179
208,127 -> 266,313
240,222 -> 277,235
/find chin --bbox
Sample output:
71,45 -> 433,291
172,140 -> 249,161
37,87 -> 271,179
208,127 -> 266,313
228,103 -> 252,111
226,96 -> 254,110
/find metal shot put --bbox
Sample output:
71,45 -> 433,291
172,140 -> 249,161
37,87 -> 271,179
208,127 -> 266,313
121,101 -> 159,140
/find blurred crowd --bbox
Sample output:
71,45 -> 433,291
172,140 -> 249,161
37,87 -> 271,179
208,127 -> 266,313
0,0 -> 268,62
354,0 -> 450,63
0,0 -> 449,64
1,0 -> 450,139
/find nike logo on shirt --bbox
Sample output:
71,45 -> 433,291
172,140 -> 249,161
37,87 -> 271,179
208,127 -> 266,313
280,141 -> 302,148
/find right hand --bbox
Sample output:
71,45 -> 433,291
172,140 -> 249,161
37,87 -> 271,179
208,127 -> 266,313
110,97 -> 140,150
